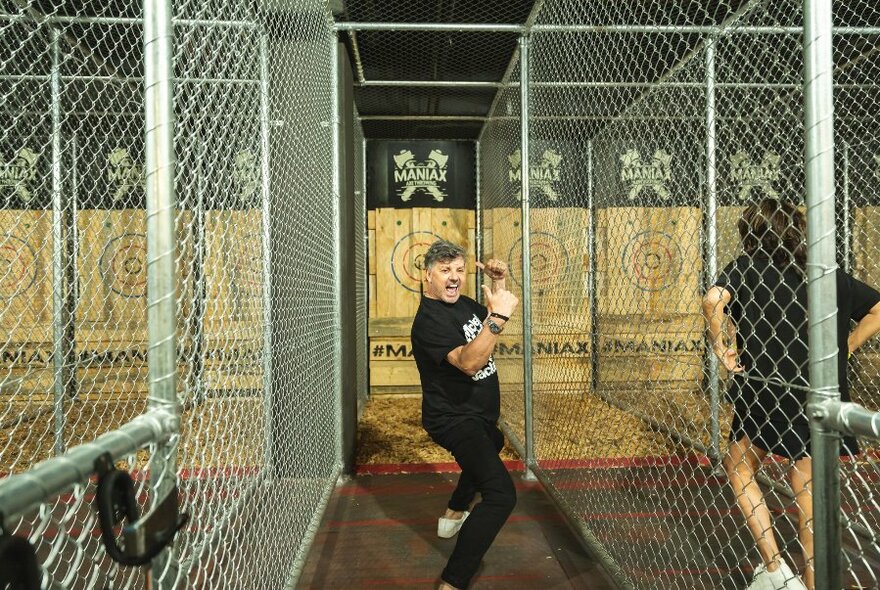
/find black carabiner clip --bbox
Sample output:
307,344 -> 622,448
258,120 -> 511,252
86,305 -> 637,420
94,453 -> 188,567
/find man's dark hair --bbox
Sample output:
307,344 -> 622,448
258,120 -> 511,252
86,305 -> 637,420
738,197 -> 806,272
422,239 -> 466,271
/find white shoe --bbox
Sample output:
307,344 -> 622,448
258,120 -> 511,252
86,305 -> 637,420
747,559 -> 808,590
437,511 -> 469,538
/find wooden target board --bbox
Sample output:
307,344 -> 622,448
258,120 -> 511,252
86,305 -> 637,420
596,207 -> 703,387
75,210 -> 194,398
596,315 -> 704,385
373,207 -> 473,320
78,210 -> 194,338
480,206 -> 592,393
77,210 -> 148,340
369,207 -> 473,393
201,210 -> 265,393
488,207 -> 590,335
0,211 -> 53,344
597,207 -> 701,316
368,210 -> 376,318
368,333 -> 591,395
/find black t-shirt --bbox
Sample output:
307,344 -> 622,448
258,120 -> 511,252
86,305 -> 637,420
410,295 -> 500,438
716,255 -> 880,419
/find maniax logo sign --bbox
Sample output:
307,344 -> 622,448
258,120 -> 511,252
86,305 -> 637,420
508,148 -> 562,201
1,148 -> 39,203
107,148 -> 144,203
620,149 -> 672,200
234,150 -> 259,202
392,149 -> 449,202
730,150 -> 780,200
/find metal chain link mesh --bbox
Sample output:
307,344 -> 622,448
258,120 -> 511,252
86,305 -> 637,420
833,2 -> 880,585
478,52 -> 526,448
1,0 -> 342,586
478,1 -> 880,588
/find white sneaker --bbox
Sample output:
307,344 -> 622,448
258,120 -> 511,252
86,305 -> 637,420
747,560 -> 808,590
437,511 -> 469,538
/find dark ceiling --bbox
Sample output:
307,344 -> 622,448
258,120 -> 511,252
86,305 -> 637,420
333,0 -> 535,140
8,0 -> 880,142
333,0 -> 880,141
331,0 -> 764,141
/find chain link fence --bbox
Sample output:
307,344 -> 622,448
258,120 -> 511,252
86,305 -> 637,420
1,0 -> 346,587
477,1 -> 880,589
477,49 -> 527,457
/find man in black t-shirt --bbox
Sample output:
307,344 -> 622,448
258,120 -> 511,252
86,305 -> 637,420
411,239 -> 519,590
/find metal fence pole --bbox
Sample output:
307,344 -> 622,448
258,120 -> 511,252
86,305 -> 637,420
50,28 -> 71,457
475,140 -> 483,299
704,36 -> 721,464
842,142 -> 852,274
186,138 -> 206,410
361,137 -> 370,404
70,135 -> 80,385
259,29 -> 275,475
803,0 -> 842,587
331,37 -> 344,469
519,34 -> 535,480
144,0 -> 180,584
587,140 -> 599,393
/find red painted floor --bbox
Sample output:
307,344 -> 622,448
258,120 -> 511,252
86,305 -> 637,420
296,460 -> 880,590
296,468 -> 619,589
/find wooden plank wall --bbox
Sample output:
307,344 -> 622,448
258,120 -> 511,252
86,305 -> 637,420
489,207 -> 591,392
0,211 -> 53,343
368,206 -> 709,395
0,211 -> 55,397
0,209 -> 208,400
202,209 -> 264,393
595,207 -> 704,387
369,207 -> 475,394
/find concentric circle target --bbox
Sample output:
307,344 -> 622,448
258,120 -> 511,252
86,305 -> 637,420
100,233 -> 147,298
0,234 -> 37,300
621,230 -> 682,292
507,232 -> 571,293
391,231 -> 442,293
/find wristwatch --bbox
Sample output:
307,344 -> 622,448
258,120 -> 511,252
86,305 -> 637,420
486,317 -> 504,335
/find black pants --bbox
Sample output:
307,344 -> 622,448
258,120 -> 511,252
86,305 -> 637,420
433,420 -> 517,589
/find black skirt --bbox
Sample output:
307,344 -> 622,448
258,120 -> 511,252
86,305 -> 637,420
727,376 -> 859,460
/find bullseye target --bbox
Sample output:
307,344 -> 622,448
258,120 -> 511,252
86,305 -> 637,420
0,234 -> 37,300
391,231 -> 441,293
100,233 -> 147,298
507,232 -> 571,294
621,230 -> 681,292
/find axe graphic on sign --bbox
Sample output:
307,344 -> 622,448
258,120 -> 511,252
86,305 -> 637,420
107,148 -> 144,203
393,149 -> 448,202
1,148 -> 39,202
